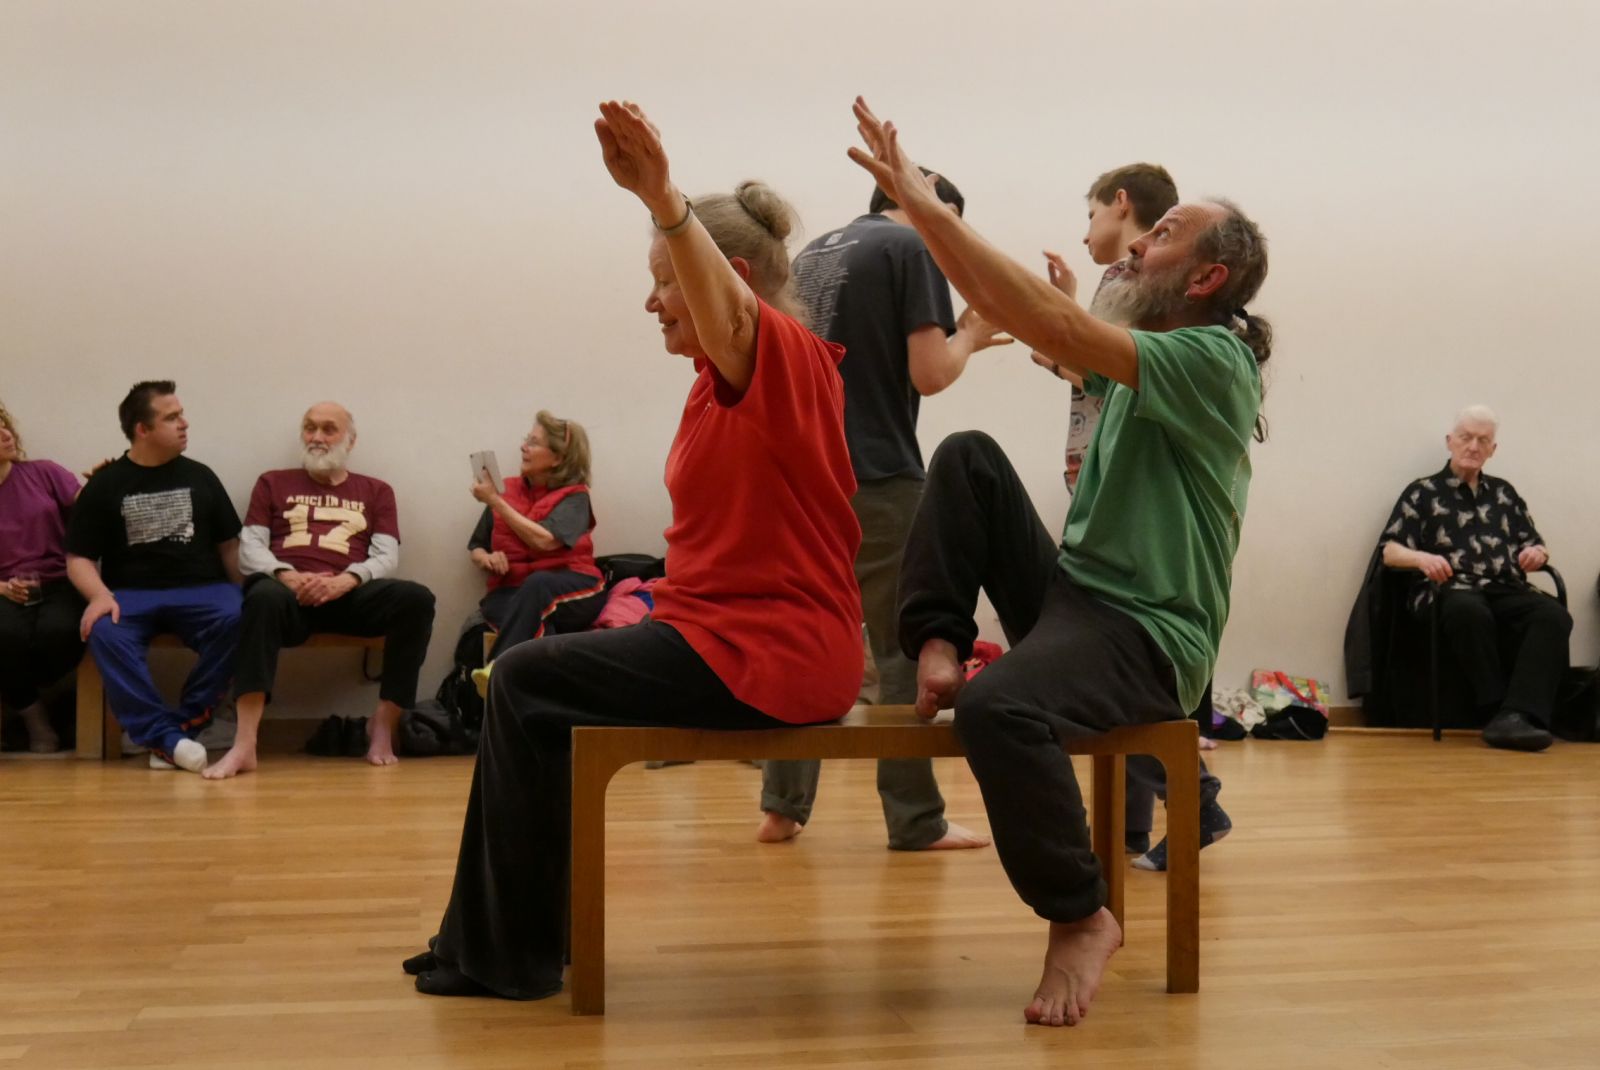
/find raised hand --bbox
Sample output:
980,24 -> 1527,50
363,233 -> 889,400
470,473 -> 499,505
846,96 -> 940,217
595,100 -> 676,214
956,306 -> 1014,352
1043,251 -> 1079,303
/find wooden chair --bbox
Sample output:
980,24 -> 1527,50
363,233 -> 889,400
74,633 -> 384,759
568,707 -> 1201,1014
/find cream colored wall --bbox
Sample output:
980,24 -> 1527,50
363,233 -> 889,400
5,1 -> 1597,718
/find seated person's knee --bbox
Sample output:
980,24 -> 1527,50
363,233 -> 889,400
404,581 -> 437,616
245,576 -> 297,611
932,428 -> 1001,467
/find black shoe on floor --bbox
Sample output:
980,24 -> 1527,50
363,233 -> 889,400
415,963 -> 562,1001
402,950 -> 438,976
1482,711 -> 1553,753
1132,800 -> 1233,872
415,963 -> 494,997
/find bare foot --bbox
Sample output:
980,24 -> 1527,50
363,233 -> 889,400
202,743 -> 258,780
1024,908 -> 1122,1027
366,742 -> 399,766
920,821 -> 991,850
755,812 -> 803,843
366,703 -> 401,766
915,638 -> 965,719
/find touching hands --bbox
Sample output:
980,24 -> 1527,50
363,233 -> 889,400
474,550 -> 510,576
846,96 -> 942,218
1417,553 -> 1454,584
595,100 -> 679,219
279,570 -> 357,606
1517,545 -> 1549,572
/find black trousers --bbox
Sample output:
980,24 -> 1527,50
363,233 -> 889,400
232,575 -> 436,707
898,431 -> 1188,924
0,580 -> 85,709
480,570 -> 606,660
1435,584 -> 1572,726
431,620 -> 786,999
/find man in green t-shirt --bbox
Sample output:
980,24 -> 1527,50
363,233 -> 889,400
1032,162 -> 1230,871
848,99 -> 1270,1028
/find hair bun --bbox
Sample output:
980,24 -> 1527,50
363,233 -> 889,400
734,180 -> 795,242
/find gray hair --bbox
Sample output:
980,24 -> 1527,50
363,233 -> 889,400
1453,404 -> 1498,432
303,401 -> 356,437
692,181 -> 804,320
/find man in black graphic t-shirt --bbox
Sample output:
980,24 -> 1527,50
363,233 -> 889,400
66,381 -> 243,772
757,172 -> 1010,851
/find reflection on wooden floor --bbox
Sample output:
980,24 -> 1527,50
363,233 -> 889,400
2,733 -> 1598,1068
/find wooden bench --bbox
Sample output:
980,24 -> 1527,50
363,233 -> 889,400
75,633 -> 384,760
568,707 -> 1200,1015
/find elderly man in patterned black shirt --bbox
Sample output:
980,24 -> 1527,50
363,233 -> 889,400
1380,405 -> 1570,751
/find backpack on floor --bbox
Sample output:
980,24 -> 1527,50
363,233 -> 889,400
1552,668 -> 1600,743
1249,704 -> 1328,741
399,666 -> 483,757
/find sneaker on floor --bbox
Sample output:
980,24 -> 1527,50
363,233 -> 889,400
1481,711 -> 1553,753
171,738 -> 208,772
1132,802 -> 1232,872
148,738 -> 207,772
471,662 -> 493,700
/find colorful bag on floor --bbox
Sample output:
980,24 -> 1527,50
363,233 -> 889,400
1249,670 -> 1330,716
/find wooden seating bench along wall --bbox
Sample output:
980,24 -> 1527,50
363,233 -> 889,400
567,707 -> 1202,1015
74,634 -> 384,760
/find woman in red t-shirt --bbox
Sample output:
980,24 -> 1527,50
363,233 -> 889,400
407,102 -> 863,1000
467,410 -> 605,660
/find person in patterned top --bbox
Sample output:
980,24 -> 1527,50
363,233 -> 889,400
1379,404 -> 1570,752
206,402 -> 436,778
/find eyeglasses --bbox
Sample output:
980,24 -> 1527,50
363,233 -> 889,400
524,420 -> 568,451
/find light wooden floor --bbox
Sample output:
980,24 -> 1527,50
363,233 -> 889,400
2,734 -> 1598,1069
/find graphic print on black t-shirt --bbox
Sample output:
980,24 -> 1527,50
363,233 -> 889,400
122,489 -> 195,546
791,232 -> 854,338
791,214 -> 956,482
66,455 -> 242,590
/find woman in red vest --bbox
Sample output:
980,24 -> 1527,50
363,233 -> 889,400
405,101 -> 863,1001
467,411 -> 604,660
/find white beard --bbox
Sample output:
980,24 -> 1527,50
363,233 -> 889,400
1089,260 -> 1189,328
302,440 -> 351,478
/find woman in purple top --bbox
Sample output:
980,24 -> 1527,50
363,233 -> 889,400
0,402 -> 85,753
